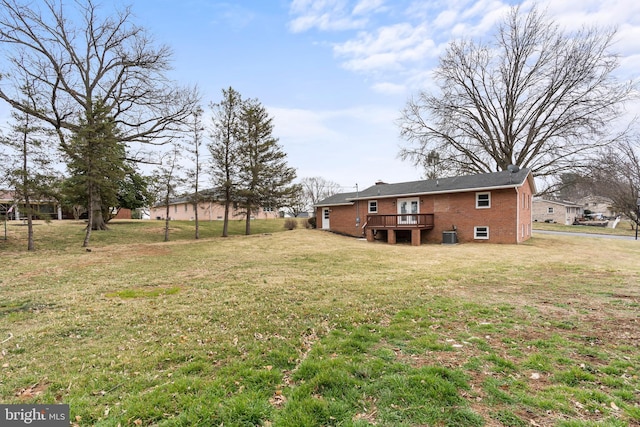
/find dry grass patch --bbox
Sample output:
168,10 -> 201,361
1,224 -> 639,426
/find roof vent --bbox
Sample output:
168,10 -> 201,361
507,164 -> 520,173
375,180 -> 387,185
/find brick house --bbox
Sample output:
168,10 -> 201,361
532,199 -> 582,225
576,195 -> 616,219
315,168 -> 536,245
150,193 -> 278,221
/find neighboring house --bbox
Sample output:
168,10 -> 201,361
110,207 -> 132,220
150,193 -> 279,221
315,168 -> 536,245
576,195 -> 616,219
532,199 -> 582,225
0,190 -> 63,220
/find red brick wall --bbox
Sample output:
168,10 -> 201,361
318,181 -> 534,244
113,208 -> 132,219
316,201 -> 366,237
516,179 -> 534,243
425,190 -> 519,244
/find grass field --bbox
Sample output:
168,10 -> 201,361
1,219 -> 639,426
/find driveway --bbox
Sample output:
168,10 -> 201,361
533,229 -> 638,241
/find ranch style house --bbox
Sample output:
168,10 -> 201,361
315,168 -> 536,245
150,192 -> 278,221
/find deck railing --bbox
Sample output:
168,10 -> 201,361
366,214 -> 434,229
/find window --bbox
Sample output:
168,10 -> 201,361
323,209 -> 330,219
547,207 -> 554,214
474,226 -> 489,240
263,207 -> 273,212
185,204 -> 188,212
174,205 -> 178,213
476,192 -> 491,208
368,200 -> 378,213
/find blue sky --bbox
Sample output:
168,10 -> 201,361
5,0 -> 640,190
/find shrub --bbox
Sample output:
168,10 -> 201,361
307,217 -> 316,229
284,218 -> 298,230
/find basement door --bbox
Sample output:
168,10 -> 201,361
322,208 -> 330,229
397,197 -> 419,225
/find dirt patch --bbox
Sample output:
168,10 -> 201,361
15,381 -> 49,400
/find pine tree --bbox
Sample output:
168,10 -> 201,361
236,98 -> 297,235
64,101 -> 127,246
209,87 -> 243,237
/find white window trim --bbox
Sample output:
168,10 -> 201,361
368,200 -> 378,214
476,192 -> 491,209
474,226 -> 489,240
548,207 -> 554,214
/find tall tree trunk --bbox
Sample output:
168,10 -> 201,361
25,197 -> 34,251
194,202 -> 199,239
245,205 -> 251,235
222,196 -> 230,237
193,165 -> 200,240
21,126 -> 34,251
164,197 -> 171,242
83,184 -> 94,247
90,198 -> 108,230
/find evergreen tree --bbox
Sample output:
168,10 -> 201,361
0,0 -> 198,245
64,101 -> 127,247
236,98 -> 297,235
117,171 -> 152,216
209,87 -> 243,237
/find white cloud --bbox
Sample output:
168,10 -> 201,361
334,23 -> 436,73
372,81 -> 406,95
285,0 -> 640,116
288,0 -> 369,32
353,0 -> 387,16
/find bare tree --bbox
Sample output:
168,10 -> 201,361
151,143 -> 184,242
186,106 -> 205,239
0,0 -> 198,236
282,185 -> 308,218
300,177 -> 341,214
398,5 -> 636,183
587,140 -> 640,227
1,90 -> 58,251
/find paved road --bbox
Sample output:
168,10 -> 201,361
533,229 -> 638,241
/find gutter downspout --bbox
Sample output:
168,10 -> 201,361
515,186 -> 521,243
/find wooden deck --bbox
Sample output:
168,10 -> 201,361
365,214 -> 434,229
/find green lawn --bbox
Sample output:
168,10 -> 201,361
1,220 -> 639,426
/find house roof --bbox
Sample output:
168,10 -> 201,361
0,190 -> 13,202
533,198 -> 582,208
315,191 -> 359,207
152,188 -> 222,207
316,168 -> 535,207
